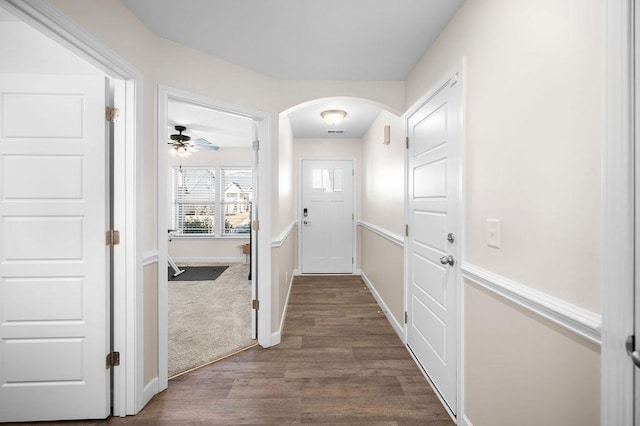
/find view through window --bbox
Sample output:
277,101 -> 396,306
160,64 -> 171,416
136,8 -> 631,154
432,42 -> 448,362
172,166 -> 253,236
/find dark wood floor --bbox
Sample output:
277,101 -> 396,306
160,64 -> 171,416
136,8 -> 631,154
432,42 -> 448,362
23,275 -> 454,425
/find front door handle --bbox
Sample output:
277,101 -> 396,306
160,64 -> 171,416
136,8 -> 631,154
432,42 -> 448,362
439,255 -> 455,266
303,220 -> 311,225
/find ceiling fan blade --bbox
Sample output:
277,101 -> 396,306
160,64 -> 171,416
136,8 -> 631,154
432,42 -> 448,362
194,138 -> 220,150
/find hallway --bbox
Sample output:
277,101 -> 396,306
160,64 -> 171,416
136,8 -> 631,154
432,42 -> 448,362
92,275 -> 451,425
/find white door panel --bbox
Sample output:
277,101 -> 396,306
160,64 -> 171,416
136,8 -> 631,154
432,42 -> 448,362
0,74 -> 110,422
406,75 -> 460,413
301,160 -> 353,274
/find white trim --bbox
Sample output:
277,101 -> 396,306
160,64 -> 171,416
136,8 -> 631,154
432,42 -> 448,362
357,220 -> 404,247
603,0 -> 635,424
157,86 -> 273,393
0,0 -> 143,417
142,377 -> 158,408
271,220 -> 298,248
171,257 -> 244,264
461,263 -> 602,344
460,413 -> 474,426
143,250 -> 159,266
360,271 -> 404,340
404,66 -> 463,416
405,344 -> 456,424
271,269 -> 296,345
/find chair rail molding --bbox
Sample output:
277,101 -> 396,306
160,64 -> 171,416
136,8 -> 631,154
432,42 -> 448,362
271,220 -> 298,248
461,263 -> 601,344
143,249 -> 159,266
357,220 -> 404,247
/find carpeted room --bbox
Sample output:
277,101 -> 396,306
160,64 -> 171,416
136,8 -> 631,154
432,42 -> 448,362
167,263 -> 253,377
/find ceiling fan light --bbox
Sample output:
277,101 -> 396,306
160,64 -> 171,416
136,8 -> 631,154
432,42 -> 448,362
169,146 -> 178,157
321,109 -> 347,126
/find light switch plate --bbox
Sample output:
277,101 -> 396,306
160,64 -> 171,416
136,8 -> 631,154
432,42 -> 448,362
486,219 -> 501,248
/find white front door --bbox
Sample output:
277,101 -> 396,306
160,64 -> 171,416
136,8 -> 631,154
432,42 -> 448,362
0,74 -> 110,422
301,160 -> 353,274
406,74 -> 461,413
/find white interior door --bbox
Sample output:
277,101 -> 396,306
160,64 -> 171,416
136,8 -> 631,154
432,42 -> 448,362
301,160 -> 353,274
0,74 -> 110,422
406,75 -> 460,413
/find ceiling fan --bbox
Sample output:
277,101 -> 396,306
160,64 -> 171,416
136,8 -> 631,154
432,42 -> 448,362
168,125 -> 220,158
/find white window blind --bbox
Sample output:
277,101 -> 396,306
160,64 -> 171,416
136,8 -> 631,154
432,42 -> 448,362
221,167 -> 253,235
173,167 -> 216,235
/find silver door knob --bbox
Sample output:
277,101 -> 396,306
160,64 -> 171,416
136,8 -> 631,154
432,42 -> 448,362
439,255 -> 455,266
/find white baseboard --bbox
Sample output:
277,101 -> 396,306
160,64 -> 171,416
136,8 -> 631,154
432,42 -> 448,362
171,256 -> 244,264
142,377 -> 158,407
273,268 -> 296,346
360,270 -> 404,341
405,345 -> 456,423
354,268 -> 362,275
460,413 -> 474,426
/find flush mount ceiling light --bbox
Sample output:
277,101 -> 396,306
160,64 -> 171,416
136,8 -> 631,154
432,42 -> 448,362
321,109 -> 347,126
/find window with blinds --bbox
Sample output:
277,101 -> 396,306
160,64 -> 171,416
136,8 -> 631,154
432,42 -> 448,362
221,167 -> 253,235
173,167 -> 216,235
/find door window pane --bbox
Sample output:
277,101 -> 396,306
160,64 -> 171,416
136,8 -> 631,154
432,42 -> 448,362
312,169 -> 343,193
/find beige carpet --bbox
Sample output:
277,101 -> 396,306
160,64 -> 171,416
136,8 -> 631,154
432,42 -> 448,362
168,263 -> 254,377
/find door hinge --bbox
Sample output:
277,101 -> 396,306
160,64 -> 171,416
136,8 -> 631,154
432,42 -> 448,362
252,220 -> 260,231
352,213 -> 354,220
406,137 -> 409,149
352,257 -> 354,265
405,224 -> 409,237
106,230 -> 120,246
404,311 -> 408,324
105,106 -> 120,123
106,351 -> 120,369
252,140 -> 259,151
252,299 -> 259,310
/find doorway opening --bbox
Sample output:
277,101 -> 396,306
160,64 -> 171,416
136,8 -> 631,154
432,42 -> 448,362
164,99 -> 257,377
157,87 -> 272,389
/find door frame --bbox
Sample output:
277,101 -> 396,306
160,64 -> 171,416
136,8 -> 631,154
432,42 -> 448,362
157,86 -> 273,391
602,0 -> 635,424
297,157 -> 357,275
403,64 -> 464,422
0,0 -> 143,417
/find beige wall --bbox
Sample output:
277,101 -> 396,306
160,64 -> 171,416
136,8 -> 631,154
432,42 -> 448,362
143,263 -> 158,385
358,110 -> 405,326
360,111 -> 405,234
465,282 -> 600,426
404,0 -> 604,423
360,229 -> 404,324
271,226 -> 298,333
406,0 -> 603,311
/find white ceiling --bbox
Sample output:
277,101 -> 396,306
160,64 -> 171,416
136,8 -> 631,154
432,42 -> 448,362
168,100 -> 254,149
127,1 -> 464,139
122,0 -> 463,81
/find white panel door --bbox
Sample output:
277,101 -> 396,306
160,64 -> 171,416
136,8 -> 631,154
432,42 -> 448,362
0,75 -> 110,422
406,75 -> 460,413
301,160 -> 353,273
